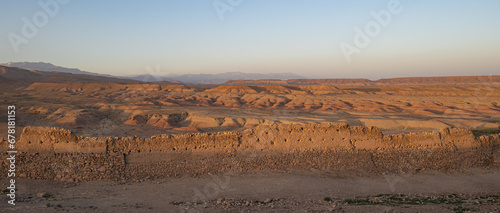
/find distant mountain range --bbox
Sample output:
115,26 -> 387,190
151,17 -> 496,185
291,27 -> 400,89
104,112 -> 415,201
0,65 -> 139,84
3,62 -> 305,84
174,72 -> 304,84
2,62 -> 499,86
122,72 -> 305,84
1,62 -> 96,76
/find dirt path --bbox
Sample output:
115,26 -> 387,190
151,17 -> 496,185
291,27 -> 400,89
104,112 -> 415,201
1,168 -> 499,212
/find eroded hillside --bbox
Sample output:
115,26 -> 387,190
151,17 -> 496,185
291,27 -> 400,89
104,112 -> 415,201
0,80 -> 496,138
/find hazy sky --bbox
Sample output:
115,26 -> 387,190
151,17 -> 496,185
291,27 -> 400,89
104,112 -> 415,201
1,0 -> 500,79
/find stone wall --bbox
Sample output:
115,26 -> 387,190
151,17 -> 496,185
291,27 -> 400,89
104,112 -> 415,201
0,123 -> 499,182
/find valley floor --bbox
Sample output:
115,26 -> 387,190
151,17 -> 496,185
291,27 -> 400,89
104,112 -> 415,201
1,168 -> 499,212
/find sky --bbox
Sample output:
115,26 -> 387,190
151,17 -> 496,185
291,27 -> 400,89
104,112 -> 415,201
1,0 -> 500,79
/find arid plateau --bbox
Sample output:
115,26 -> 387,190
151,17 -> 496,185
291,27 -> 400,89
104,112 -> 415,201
1,65 -> 500,212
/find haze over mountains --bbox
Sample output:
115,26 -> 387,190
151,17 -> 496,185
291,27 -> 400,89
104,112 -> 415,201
2,62 -> 304,84
1,62 -> 96,75
1,62 -> 499,86
0,65 -> 139,84
124,72 -> 305,84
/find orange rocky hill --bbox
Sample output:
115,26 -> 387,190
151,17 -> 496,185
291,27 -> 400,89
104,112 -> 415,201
24,82 -> 500,115
1,73 -> 498,139
4,80 -> 495,137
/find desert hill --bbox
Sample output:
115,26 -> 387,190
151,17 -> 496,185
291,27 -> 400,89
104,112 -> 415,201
224,75 -> 500,86
0,65 -> 140,84
3,62 -> 305,84
0,75 -> 12,84
13,80 -> 499,136
287,78 -> 372,85
376,75 -> 500,85
0,65 -> 43,80
2,62 -> 96,75
1,64 -> 499,137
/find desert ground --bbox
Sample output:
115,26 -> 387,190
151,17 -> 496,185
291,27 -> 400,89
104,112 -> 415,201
1,169 -> 500,212
1,65 -> 500,212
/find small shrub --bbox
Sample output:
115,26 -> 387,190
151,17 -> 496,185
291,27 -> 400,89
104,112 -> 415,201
170,201 -> 184,205
472,128 -> 500,137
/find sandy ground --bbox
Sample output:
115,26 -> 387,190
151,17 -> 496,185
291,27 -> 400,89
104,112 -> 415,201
1,168 -> 499,212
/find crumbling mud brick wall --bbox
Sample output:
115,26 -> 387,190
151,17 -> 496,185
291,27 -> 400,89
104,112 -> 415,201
0,123 -> 498,181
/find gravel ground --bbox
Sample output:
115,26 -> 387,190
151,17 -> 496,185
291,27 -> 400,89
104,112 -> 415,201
1,168 -> 500,212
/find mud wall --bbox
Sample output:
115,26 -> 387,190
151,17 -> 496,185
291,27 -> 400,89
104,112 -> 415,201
0,123 -> 499,182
